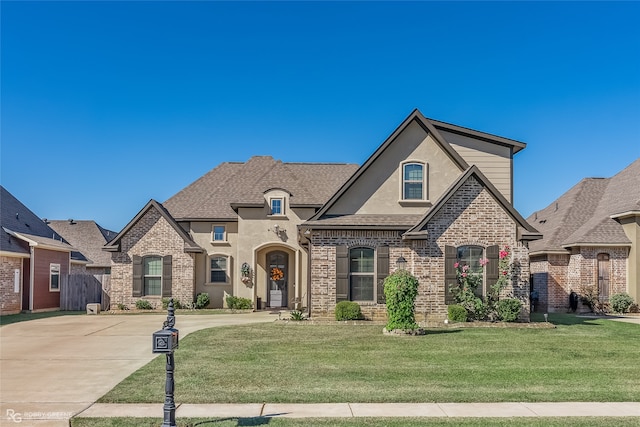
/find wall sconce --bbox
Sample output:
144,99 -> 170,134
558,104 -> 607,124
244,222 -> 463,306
396,256 -> 407,270
272,224 -> 286,237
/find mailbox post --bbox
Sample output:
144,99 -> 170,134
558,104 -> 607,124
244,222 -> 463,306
152,299 -> 179,427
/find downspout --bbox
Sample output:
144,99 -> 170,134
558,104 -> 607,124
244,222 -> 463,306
29,246 -> 35,311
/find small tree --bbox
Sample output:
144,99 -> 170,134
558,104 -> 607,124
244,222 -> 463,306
384,270 -> 420,331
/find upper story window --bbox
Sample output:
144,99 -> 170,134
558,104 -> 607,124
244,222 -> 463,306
49,263 -> 60,292
143,256 -> 162,296
402,162 -> 425,200
270,198 -> 284,215
212,225 -> 226,242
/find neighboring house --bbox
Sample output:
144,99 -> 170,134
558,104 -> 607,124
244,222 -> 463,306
0,186 -> 86,314
527,158 -> 640,312
104,156 -> 358,309
301,110 -> 541,320
48,220 -> 117,275
104,109 -> 540,321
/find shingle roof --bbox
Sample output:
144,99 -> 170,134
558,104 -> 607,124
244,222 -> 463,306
48,220 -> 117,268
0,186 -> 78,257
303,214 -> 424,229
528,158 -> 640,253
163,156 -> 358,220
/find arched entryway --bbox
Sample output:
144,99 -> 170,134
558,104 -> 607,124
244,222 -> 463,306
267,250 -> 288,308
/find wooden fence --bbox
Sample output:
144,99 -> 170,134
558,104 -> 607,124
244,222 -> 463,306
60,274 -> 111,311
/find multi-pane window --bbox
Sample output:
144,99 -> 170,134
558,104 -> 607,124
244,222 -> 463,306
49,263 -> 60,291
270,198 -> 283,215
210,256 -> 227,283
403,163 -> 424,200
143,256 -> 162,296
457,246 -> 484,297
349,247 -> 374,301
212,225 -> 225,242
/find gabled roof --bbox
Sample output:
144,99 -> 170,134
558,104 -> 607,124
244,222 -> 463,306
528,158 -> 640,253
48,220 -> 117,268
163,156 -> 358,220
308,109 -> 526,221
0,186 -> 79,258
103,199 -> 203,253
403,165 -> 541,241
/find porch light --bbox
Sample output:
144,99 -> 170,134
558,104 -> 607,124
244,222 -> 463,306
396,256 -> 407,270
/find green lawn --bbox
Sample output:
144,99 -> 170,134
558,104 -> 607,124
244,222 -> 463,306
99,313 -> 640,404
0,310 -> 84,326
70,417 -> 640,427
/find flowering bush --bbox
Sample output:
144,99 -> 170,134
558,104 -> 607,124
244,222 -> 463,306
449,245 -> 517,321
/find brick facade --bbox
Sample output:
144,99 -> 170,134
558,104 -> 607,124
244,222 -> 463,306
0,256 -> 22,315
109,206 -> 196,309
310,178 -> 531,322
531,247 -> 629,312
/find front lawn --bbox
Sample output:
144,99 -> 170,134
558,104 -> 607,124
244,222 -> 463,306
99,314 -> 640,404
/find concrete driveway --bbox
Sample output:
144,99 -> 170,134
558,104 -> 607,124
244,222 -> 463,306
0,311 -> 276,426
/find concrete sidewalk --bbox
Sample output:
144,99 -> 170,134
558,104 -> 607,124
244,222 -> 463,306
77,402 -> 640,419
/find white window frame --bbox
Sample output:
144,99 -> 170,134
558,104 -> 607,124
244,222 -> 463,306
270,198 -> 284,216
211,225 -> 226,242
49,263 -> 61,292
209,255 -> 228,284
401,161 -> 427,201
349,247 -> 375,302
143,256 -> 162,296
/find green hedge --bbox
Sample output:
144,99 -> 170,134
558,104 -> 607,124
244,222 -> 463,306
335,301 -> 363,321
496,298 -> 522,322
447,304 -> 468,322
226,295 -> 252,310
383,270 -> 419,330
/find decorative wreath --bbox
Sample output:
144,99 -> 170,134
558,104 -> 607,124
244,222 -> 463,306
270,267 -> 284,281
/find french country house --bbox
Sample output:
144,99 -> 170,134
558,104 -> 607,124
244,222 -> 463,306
0,186 -> 86,314
527,158 -> 640,312
104,110 -> 541,320
103,157 -> 358,309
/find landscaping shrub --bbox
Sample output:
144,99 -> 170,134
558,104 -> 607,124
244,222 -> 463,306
226,295 -> 252,310
135,299 -> 153,310
630,303 -> 640,313
496,298 -> 522,322
290,310 -> 306,321
195,293 -> 211,309
334,301 -> 363,321
383,270 -> 419,330
447,304 -> 468,322
117,303 -> 129,311
161,298 -> 183,310
610,293 -> 634,314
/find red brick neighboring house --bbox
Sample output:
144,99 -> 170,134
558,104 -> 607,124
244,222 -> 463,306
0,186 -> 86,314
528,158 -> 640,312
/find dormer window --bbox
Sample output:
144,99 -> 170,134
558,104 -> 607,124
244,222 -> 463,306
270,198 -> 284,215
402,162 -> 425,200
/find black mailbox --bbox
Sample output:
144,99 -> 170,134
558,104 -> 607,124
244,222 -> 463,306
152,328 -> 179,354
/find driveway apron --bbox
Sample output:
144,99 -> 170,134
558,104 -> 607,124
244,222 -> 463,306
0,311 -> 275,425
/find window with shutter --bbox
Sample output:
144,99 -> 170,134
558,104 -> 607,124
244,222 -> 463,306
444,245 -> 457,304
336,245 -> 349,302
377,246 -> 389,304
132,255 -> 142,297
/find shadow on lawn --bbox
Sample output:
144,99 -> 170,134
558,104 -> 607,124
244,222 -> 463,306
532,312 -> 602,326
193,416 -> 276,426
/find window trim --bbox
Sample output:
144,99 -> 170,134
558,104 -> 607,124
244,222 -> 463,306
400,161 -> 428,203
269,197 -> 285,216
49,263 -> 61,292
456,245 -> 485,297
209,255 -> 229,284
211,225 -> 227,243
348,247 -> 375,302
143,256 -> 162,296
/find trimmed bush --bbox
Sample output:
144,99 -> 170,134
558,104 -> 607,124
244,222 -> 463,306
161,298 -> 183,310
610,293 -> 634,314
447,304 -> 468,322
135,299 -> 153,310
496,298 -> 522,322
335,301 -> 363,321
226,295 -> 252,310
383,270 -> 419,331
195,293 -> 211,309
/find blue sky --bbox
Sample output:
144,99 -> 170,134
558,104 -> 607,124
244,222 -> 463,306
2,1 -> 639,232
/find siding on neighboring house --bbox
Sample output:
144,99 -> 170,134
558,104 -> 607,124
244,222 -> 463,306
0,256 -> 23,314
31,248 -> 69,311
